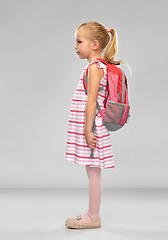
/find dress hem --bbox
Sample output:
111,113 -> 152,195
66,159 -> 115,170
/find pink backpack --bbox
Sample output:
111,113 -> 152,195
83,58 -> 130,132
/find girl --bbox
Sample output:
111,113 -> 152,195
65,21 -> 118,229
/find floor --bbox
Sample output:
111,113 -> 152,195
0,188 -> 168,240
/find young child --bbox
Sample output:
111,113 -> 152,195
65,21 -> 118,229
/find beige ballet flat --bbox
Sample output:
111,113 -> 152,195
65,215 -> 101,229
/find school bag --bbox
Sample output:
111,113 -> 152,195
83,58 -> 130,158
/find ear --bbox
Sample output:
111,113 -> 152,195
92,40 -> 99,51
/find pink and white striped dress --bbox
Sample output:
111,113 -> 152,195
66,59 -> 114,169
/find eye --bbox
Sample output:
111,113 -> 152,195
77,40 -> 82,44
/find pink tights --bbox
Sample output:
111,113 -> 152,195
82,165 -> 102,222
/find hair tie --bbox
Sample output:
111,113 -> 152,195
106,28 -> 110,33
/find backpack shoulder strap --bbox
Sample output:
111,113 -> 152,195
96,58 -> 121,66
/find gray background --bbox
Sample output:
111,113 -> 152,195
0,0 -> 167,188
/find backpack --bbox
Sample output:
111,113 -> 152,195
83,58 -> 130,131
83,58 -> 130,158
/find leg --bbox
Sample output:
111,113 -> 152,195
82,165 -> 102,222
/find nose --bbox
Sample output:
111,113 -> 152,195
74,45 -> 77,49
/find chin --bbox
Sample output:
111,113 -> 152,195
79,56 -> 86,59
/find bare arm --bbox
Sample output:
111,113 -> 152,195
85,63 -> 103,149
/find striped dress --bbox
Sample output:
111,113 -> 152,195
66,59 -> 114,169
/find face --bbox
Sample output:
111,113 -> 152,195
74,28 -> 92,60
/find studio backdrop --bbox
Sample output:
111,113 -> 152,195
0,0 -> 167,188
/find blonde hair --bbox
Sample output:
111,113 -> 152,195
77,21 -> 118,62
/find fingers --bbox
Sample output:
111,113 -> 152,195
85,132 -> 97,149
88,137 -> 97,149
89,144 -> 96,149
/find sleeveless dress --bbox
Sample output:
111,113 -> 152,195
66,59 -> 115,169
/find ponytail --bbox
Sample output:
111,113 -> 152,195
103,28 -> 118,62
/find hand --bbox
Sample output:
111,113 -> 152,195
85,131 -> 97,149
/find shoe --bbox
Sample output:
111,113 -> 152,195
65,215 -> 101,229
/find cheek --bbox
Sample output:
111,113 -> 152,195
86,44 -> 91,52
